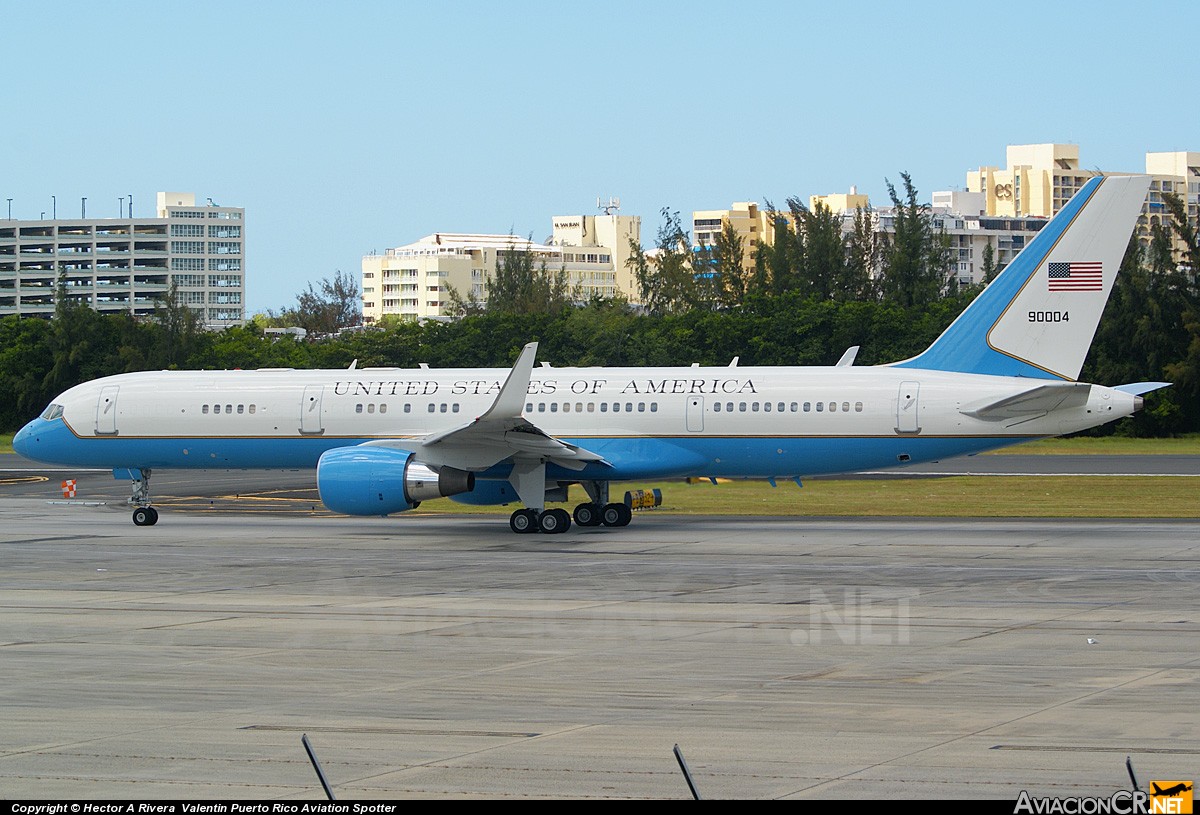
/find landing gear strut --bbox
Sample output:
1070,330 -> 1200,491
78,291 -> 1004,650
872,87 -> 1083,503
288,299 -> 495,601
505,474 -> 631,534
128,468 -> 159,526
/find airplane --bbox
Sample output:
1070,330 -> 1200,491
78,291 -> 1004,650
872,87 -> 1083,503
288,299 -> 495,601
13,174 -> 1168,534
1151,782 -> 1193,797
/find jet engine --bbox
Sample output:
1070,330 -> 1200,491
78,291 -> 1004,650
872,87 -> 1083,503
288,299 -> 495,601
317,446 -> 474,516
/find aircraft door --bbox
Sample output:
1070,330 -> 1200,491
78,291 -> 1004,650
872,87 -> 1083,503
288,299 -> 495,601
300,385 -> 325,435
895,381 -> 921,434
686,396 -> 704,432
95,385 -> 119,436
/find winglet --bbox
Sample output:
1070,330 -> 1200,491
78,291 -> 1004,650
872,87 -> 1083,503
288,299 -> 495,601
836,346 -> 859,367
478,342 -> 537,421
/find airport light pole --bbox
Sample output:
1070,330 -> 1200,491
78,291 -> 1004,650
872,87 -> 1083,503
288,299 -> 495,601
51,195 -> 56,220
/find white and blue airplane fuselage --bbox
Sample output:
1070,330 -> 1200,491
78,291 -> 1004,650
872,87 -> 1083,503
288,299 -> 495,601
13,175 -> 1166,533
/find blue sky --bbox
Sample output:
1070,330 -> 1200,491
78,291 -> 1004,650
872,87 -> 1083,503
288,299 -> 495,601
4,1 -> 1197,314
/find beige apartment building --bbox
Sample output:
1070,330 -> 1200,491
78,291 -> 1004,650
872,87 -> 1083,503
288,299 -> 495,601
362,211 -> 641,323
0,191 -> 245,327
968,143 -> 1199,255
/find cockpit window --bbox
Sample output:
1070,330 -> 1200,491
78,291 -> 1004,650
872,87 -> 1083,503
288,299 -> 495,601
40,404 -> 65,421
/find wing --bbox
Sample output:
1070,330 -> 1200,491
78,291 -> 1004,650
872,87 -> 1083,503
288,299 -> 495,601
364,342 -> 609,472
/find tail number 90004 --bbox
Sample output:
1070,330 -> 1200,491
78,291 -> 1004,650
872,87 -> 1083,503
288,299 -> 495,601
1029,311 -> 1069,322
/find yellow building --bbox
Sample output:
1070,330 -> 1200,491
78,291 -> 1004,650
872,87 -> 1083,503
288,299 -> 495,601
968,143 -> 1199,258
691,202 -> 786,271
810,187 -> 869,215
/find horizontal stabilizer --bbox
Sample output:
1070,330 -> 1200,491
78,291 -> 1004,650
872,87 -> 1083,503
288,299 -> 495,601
1113,382 -> 1171,396
960,383 -> 1092,420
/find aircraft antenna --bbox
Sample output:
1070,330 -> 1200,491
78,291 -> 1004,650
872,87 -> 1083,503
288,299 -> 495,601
302,734 -> 337,800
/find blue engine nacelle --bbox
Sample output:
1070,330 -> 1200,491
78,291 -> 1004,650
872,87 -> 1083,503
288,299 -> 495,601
317,446 -> 475,516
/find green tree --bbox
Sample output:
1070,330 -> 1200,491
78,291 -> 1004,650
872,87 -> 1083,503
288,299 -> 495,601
481,239 -> 572,315
710,221 -> 748,307
628,209 -> 697,315
150,280 -> 205,368
789,198 -> 847,300
878,172 -> 950,307
270,270 -> 362,335
981,239 -> 997,284
843,205 -> 879,301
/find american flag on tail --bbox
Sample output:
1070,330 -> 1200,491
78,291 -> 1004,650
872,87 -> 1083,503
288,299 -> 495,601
1047,261 -> 1103,292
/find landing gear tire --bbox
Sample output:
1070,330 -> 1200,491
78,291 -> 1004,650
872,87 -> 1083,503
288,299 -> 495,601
539,507 -> 571,534
509,508 -> 540,534
132,506 -> 159,527
601,502 -> 632,527
573,502 -> 603,527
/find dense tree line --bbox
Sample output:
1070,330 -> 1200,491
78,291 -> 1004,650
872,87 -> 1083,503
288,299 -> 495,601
2,183 -> 1196,438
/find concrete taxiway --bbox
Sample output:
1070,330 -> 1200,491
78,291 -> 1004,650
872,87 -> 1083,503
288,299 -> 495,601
1,476 -> 1197,799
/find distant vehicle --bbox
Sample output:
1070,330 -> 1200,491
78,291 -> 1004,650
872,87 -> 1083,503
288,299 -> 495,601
14,175 -> 1166,533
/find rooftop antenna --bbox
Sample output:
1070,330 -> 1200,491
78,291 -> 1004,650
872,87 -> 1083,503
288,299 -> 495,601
597,196 -> 621,215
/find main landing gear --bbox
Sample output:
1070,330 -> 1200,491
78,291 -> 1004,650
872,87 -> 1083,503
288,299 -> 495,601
507,502 -> 631,534
128,467 -> 159,526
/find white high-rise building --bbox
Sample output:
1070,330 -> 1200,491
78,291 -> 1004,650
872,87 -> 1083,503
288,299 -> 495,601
0,191 -> 245,327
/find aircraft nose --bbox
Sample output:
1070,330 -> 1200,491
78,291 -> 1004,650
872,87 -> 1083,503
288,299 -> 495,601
12,420 -> 37,459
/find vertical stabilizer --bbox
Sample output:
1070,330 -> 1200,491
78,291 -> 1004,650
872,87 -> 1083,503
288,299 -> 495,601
895,174 -> 1151,380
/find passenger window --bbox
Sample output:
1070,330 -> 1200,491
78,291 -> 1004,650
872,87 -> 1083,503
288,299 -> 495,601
368,404 -> 375,414
249,405 -> 256,414
600,403 -> 608,412
763,402 -> 771,412
855,402 -> 863,412
829,402 -> 837,412
739,402 -> 747,412
427,404 -> 435,413
202,404 -> 209,414
550,403 -> 558,412
563,402 -> 571,413
790,402 -> 798,412
440,403 -> 447,413
214,404 -> 221,414
237,404 -> 244,414
714,402 -> 722,412
625,402 -> 633,412
613,403 -> 620,412
726,402 -> 733,412
452,403 -> 459,413
650,403 -> 658,412
752,402 -> 759,412
538,403 -> 546,412
778,402 -> 785,412
404,403 -> 411,413
226,405 -> 232,414
638,402 -> 645,412
816,402 -> 824,412
526,402 -> 533,413
576,402 -> 583,413
356,404 -> 363,414
587,403 -> 595,412
842,402 -> 850,412
380,404 -> 387,414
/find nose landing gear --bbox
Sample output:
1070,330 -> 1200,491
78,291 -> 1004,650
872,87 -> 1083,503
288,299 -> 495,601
128,468 -> 159,526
